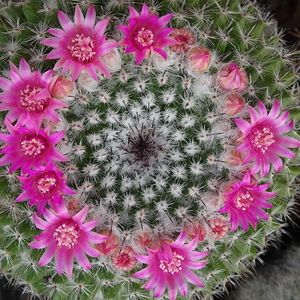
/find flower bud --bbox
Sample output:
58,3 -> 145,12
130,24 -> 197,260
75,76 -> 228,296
95,229 -> 119,256
184,219 -> 206,241
50,74 -> 75,99
217,63 -> 248,92
111,246 -> 137,271
222,93 -> 245,116
101,44 -> 122,72
187,46 -> 211,72
169,28 -> 195,54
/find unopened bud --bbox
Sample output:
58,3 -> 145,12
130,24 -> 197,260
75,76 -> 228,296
50,74 -> 75,99
222,93 -> 245,116
187,46 -> 211,72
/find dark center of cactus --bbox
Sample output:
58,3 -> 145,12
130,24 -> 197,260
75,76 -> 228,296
20,135 -> 48,157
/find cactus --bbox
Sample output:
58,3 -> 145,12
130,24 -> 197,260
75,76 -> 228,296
0,0 -> 299,299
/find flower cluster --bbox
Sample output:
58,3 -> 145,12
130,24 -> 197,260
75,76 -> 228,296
0,2 -> 299,300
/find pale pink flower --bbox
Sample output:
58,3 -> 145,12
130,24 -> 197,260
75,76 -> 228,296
132,231 -> 209,300
0,58 -> 67,131
111,246 -> 138,271
15,165 -> 75,215
169,28 -> 195,54
187,46 -> 211,72
117,4 -> 177,65
41,5 -> 117,81
29,205 -> 108,277
95,229 -> 119,256
218,172 -> 276,232
207,217 -> 229,239
217,63 -> 249,92
0,121 -> 68,174
234,99 -> 300,177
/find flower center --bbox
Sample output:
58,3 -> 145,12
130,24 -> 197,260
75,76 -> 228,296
68,34 -> 96,63
159,251 -> 184,274
53,220 -> 80,248
35,171 -> 58,194
233,189 -> 254,210
134,28 -> 155,50
248,126 -> 275,154
20,135 -> 48,157
20,85 -> 50,113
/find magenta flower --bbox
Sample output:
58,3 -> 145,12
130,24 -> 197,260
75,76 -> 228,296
234,99 -> 300,177
0,121 -> 68,174
0,58 -> 67,132
117,4 -> 177,65
15,165 -> 75,215
132,231 -> 209,300
218,172 -> 276,232
29,205 -> 108,277
41,5 -> 118,81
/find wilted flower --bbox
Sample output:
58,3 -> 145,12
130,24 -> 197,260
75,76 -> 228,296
169,28 -> 195,54
41,5 -> 118,81
111,245 -> 138,271
29,205 -> 108,277
219,172 -> 276,232
117,3 -> 177,65
234,99 -> 300,177
0,58 -> 67,131
217,63 -> 248,92
133,231 -> 209,300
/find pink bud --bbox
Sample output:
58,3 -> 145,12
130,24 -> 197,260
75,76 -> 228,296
50,74 -> 75,99
217,63 -> 249,92
226,150 -> 244,166
222,93 -> 245,116
187,46 -> 212,72
208,217 -> 229,239
169,28 -> 195,54
184,220 -> 207,241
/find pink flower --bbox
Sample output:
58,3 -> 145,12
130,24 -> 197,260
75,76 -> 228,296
0,121 -> 68,174
117,4 -> 177,65
132,231 -> 209,300
29,205 -> 108,277
41,5 -> 117,81
218,172 -> 276,232
234,100 -> 300,177
15,165 -> 75,215
217,63 -> 249,92
0,58 -> 67,132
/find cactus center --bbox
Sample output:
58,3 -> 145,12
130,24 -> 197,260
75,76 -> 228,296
68,34 -> 96,63
233,189 -> 254,210
134,27 -> 155,49
36,171 -> 58,194
20,85 -> 50,112
159,251 -> 184,274
248,126 -> 275,154
53,220 -> 80,248
20,135 -> 48,157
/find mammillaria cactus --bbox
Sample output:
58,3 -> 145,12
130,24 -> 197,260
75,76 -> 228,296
0,0 -> 299,299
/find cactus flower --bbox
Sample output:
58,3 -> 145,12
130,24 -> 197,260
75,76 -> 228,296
29,205 -> 108,277
15,165 -> 75,215
0,58 -> 67,132
49,74 -> 75,99
217,63 -> 249,92
0,121 -> 68,174
117,3 -> 177,65
234,99 -> 300,177
219,172 -> 276,232
41,5 -> 118,81
132,231 -> 209,300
